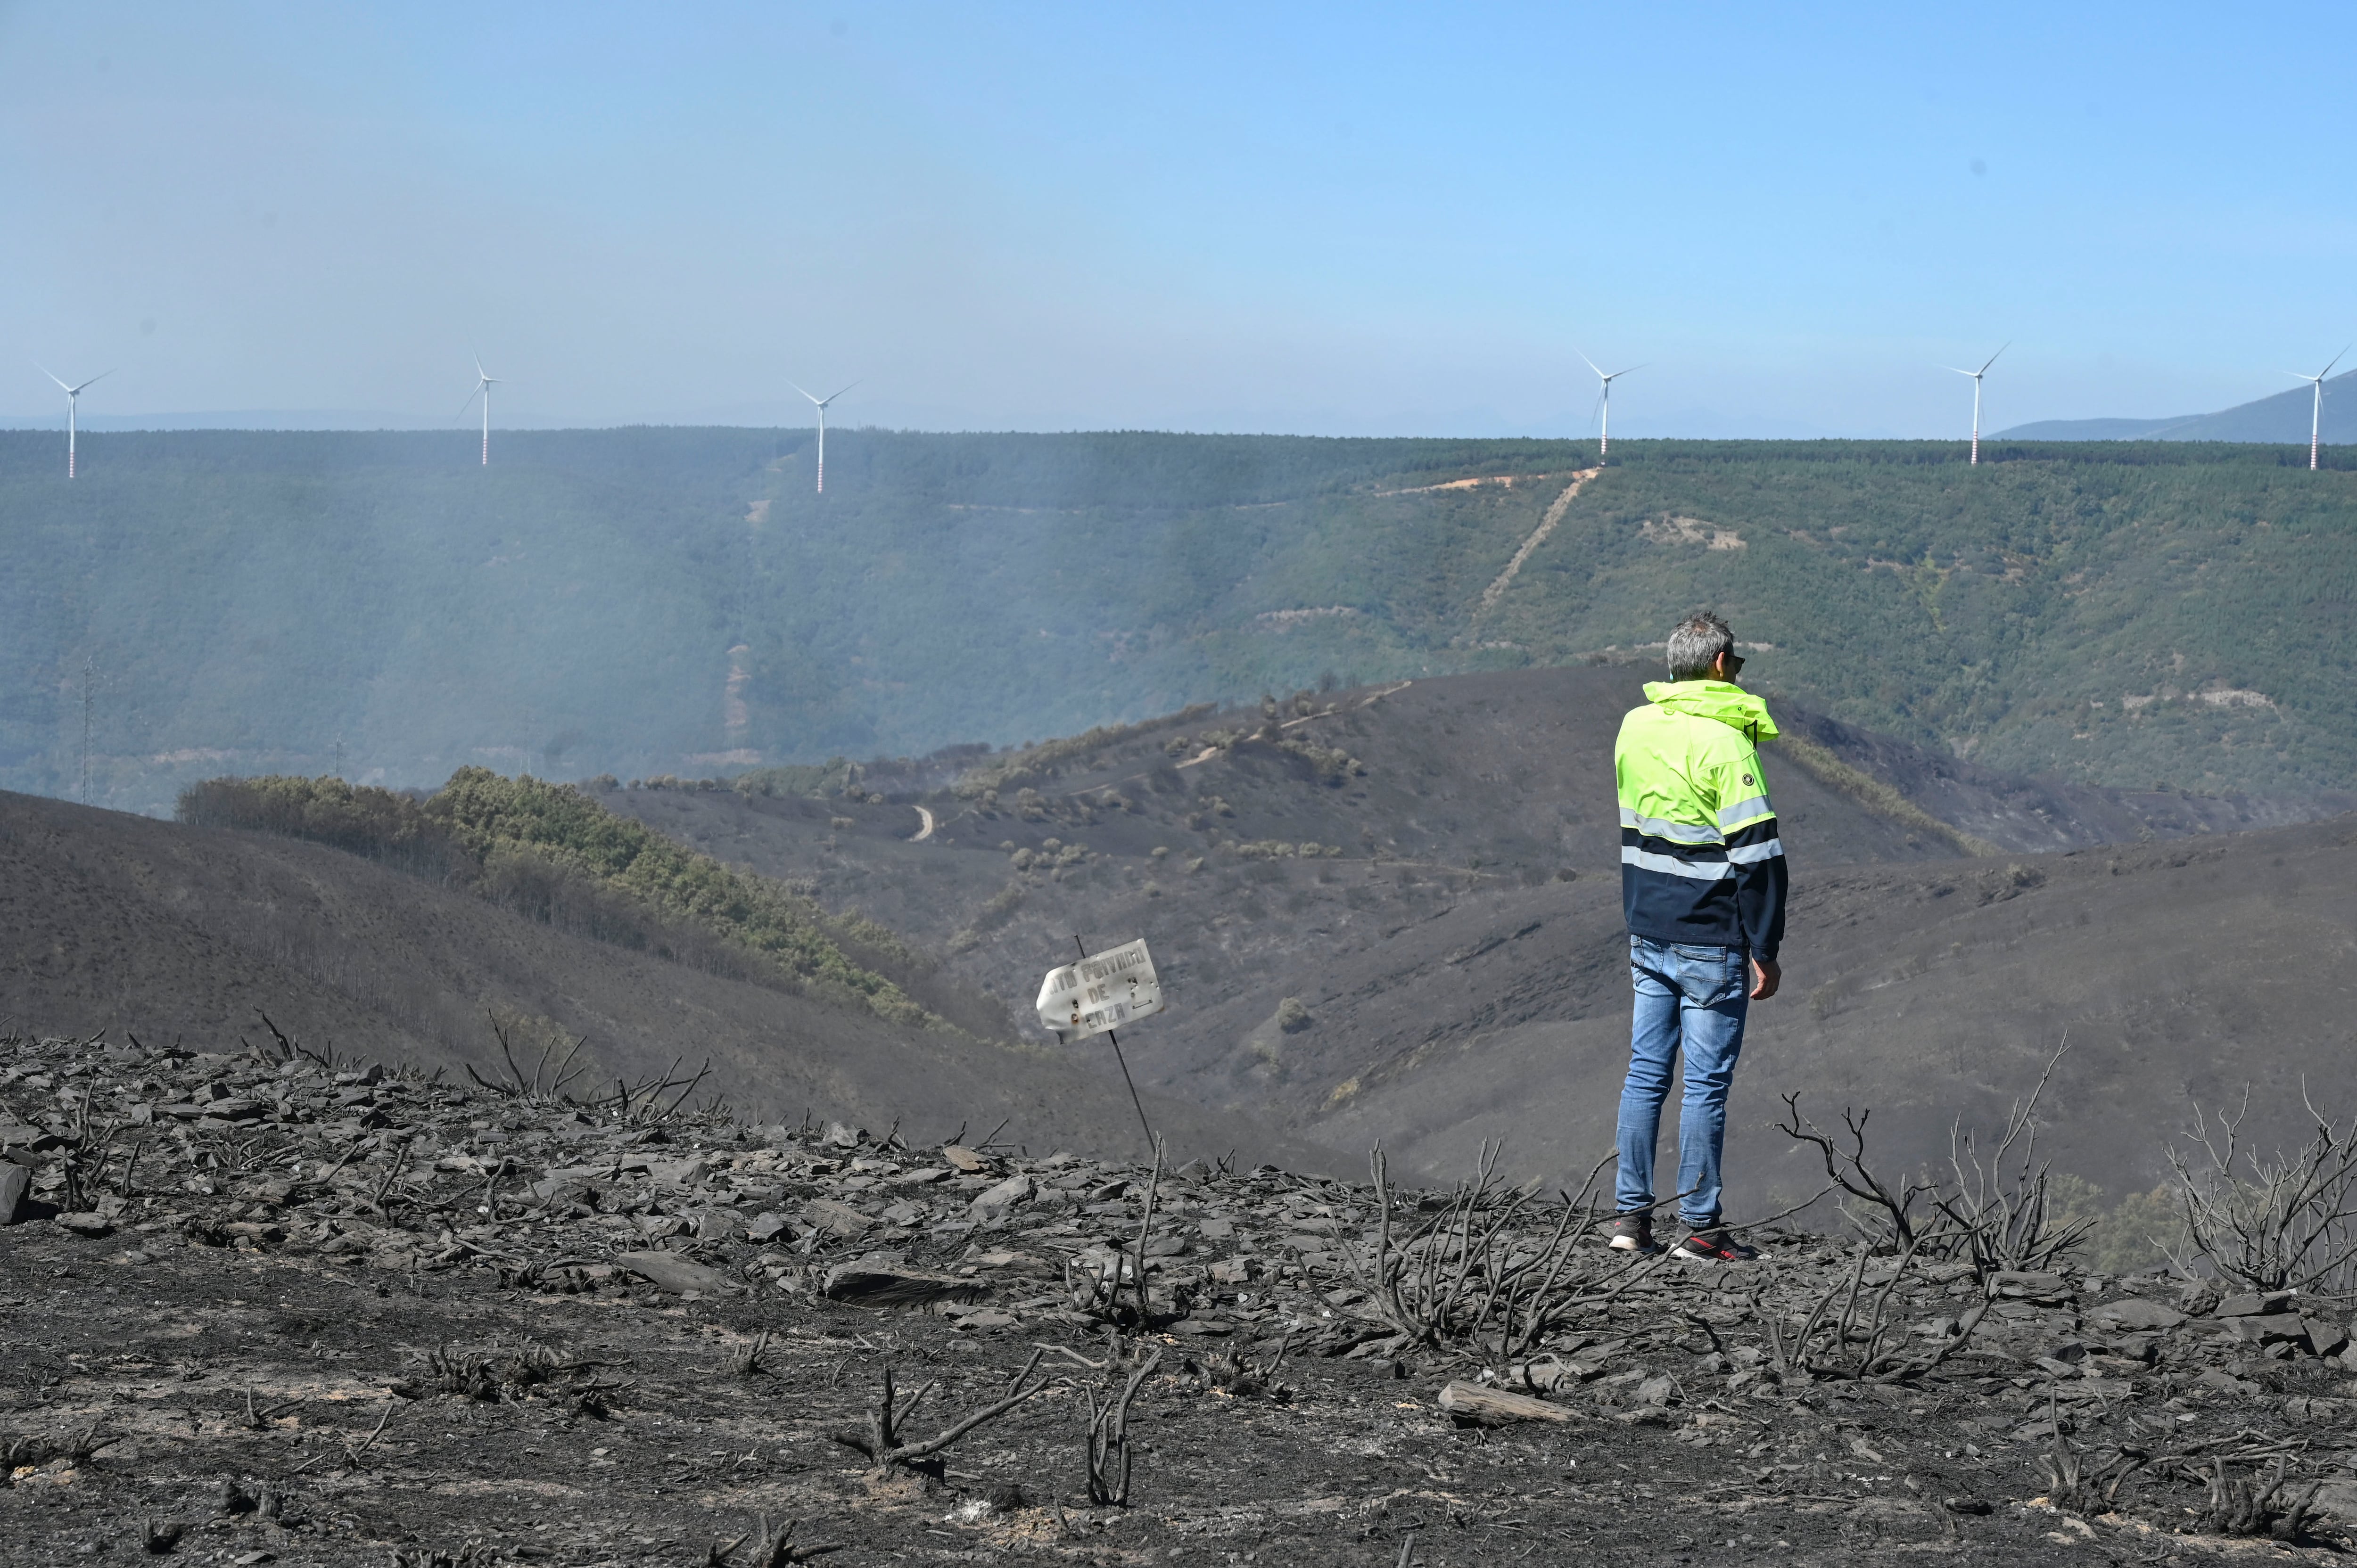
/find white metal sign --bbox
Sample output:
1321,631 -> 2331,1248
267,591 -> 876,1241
1036,937 -> 1164,1043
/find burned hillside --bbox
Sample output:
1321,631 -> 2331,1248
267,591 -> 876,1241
603,668 -> 2357,1200
0,787 -> 1329,1176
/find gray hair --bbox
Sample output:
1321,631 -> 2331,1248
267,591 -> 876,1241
1665,612 -> 1735,681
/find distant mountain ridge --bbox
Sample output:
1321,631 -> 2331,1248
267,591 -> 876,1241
5,429 -> 2355,813
1997,368 -> 2357,442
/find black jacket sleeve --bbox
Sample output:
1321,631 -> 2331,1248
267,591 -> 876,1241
1724,818 -> 1786,961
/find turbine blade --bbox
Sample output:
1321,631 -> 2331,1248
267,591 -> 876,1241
456,386 -> 485,420
2322,342 -> 2353,380
71,369 -> 116,394
1607,363 -> 1646,379
1978,342 -> 2010,374
1942,366 -> 1978,378
34,362 -> 73,393
824,380 -> 859,404
790,381 -> 823,406
1575,350 -> 1605,379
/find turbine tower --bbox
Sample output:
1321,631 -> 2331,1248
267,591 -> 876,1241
2289,346 -> 2349,471
792,381 -> 857,493
1578,353 -> 1641,457
38,365 -> 111,479
1943,344 -> 2008,465
458,356 -> 502,466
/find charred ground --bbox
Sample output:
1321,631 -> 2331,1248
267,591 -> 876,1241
5,1029 -> 2357,1566
0,788 -> 1329,1175
603,667 -> 2357,1198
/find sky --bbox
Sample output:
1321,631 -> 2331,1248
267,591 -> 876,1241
4,2 -> 2356,438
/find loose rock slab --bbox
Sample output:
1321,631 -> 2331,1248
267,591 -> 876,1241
801,1197 -> 874,1237
2090,1298 -> 2184,1331
822,1263 -> 986,1308
969,1174 -> 1031,1216
616,1250 -> 738,1296
1436,1380 -> 1576,1425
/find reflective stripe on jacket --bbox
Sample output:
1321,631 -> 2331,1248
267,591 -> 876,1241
1613,679 -> 1787,959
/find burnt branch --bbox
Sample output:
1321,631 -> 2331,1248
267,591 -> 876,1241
832,1350 -> 1053,1475
1765,1234 -> 1994,1385
2167,1085 -> 2357,1295
708,1516 -> 844,1566
2039,1440 -> 2140,1518
1933,1039 -> 2090,1278
1084,1347 -> 1162,1506
1775,1093 -> 1931,1249
1347,1143 -> 1616,1357
2189,1457 -> 2322,1541
1063,1143 -> 1169,1332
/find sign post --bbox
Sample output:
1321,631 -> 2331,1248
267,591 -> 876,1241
1036,936 -> 1163,1152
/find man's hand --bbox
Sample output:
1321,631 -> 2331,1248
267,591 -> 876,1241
1749,956 -> 1781,1001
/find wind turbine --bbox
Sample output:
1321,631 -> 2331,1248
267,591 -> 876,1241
2288,345 -> 2349,471
37,365 -> 112,479
1577,353 -> 1642,457
1943,344 -> 2008,465
457,356 -> 501,466
792,381 -> 857,493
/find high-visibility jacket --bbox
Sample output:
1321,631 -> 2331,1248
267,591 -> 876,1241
1614,679 -> 1787,960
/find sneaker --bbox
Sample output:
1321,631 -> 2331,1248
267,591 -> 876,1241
1672,1227 -> 1758,1264
1605,1213 -> 1657,1252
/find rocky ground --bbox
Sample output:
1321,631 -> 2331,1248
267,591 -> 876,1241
5,1027 -> 2357,1566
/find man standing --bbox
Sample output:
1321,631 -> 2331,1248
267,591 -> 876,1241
1608,612 -> 1786,1263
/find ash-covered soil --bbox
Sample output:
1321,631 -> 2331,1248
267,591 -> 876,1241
606,668 -> 2357,1196
0,787 -> 1332,1177
7,1031 -> 2357,1566
1771,706 -> 2357,853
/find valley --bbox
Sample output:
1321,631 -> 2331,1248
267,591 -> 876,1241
599,667 -> 2357,1207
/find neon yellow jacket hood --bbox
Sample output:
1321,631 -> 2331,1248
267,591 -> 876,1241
1640,680 -> 1779,740
1616,679 -> 1787,958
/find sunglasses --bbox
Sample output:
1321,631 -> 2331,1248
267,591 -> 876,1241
1722,652 -> 1746,676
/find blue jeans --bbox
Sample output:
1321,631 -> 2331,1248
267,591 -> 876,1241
1616,935 -> 1749,1228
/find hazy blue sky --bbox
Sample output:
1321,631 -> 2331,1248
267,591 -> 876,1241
5,2 -> 2354,437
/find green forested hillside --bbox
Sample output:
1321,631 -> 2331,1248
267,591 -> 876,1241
3,428 -> 2351,811
1488,442 -> 2357,795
